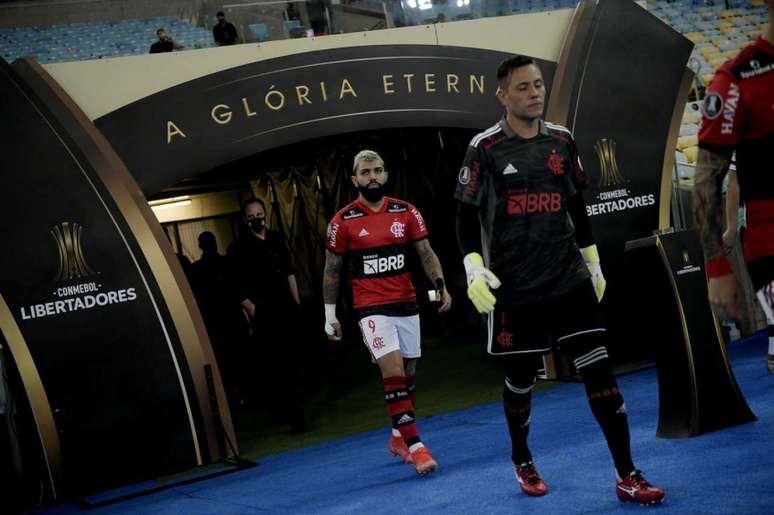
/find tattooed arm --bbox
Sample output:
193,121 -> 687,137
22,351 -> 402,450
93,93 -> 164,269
323,250 -> 344,340
414,239 -> 452,313
693,148 -> 731,261
692,147 -> 741,320
723,170 -> 740,250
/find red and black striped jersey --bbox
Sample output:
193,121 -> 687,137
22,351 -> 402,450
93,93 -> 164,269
454,118 -> 590,304
326,197 -> 428,314
699,36 -> 774,269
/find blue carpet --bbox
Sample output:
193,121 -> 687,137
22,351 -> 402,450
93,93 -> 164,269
43,336 -> 774,514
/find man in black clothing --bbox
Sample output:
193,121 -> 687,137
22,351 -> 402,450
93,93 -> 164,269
455,56 -> 665,504
227,198 -> 305,430
149,28 -> 184,53
213,11 -> 239,46
192,232 -> 243,401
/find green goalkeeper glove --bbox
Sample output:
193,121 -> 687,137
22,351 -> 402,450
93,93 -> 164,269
581,244 -> 606,302
463,252 -> 501,314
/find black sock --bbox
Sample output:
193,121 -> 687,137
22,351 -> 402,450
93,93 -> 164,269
579,360 -> 635,478
503,377 -> 533,465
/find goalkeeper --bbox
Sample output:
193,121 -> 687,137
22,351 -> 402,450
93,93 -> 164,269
454,56 -> 664,505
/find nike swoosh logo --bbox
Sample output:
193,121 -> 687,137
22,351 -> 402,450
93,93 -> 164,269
617,485 -> 636,496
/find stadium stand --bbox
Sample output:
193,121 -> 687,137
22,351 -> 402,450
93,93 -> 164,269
0,16 -> 215,64
0,1 -> 584,64
0,0 -> 767,69
0,0 -> 766,171
644,0 -> 769,176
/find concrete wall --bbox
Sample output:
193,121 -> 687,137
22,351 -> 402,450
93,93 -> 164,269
44,9 -> 574,120
0,0 -> 205,29
150,190 -> 243,223
0,0 -> 312,29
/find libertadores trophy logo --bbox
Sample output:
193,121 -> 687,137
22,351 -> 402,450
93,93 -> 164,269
20,223 -> 136,321
51,222 -> 96,281
594,138 -> 626,188
585,137 -> 654,218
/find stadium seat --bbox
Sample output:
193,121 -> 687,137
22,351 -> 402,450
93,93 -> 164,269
248,23 -> 269,42
677,134 -> 698,152
682,110 -> 700,125
680,124 -> 700,137
684,32 -> 706,43
699,46 -> 720,58
683,146 -> 699,164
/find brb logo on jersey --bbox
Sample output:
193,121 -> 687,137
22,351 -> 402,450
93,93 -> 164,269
390,221 -> 405,238
508,190 -> 562,215
363,254 -> 405,275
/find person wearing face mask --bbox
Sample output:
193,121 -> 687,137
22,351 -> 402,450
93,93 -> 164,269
323,149 -> 452,476
227,197 -> 306,430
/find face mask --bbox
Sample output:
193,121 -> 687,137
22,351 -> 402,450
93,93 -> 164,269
358,183 -> 384,203
248,217 -> 266,232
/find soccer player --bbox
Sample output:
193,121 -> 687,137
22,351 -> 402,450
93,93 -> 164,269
454,55 -> 665,504
693,0 -> 774,373
323,149 -> 452,475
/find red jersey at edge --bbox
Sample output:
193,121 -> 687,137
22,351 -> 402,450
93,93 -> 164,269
699,36 -> 774,264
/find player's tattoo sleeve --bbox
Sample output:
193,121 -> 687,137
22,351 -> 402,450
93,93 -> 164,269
414,239 -> 444,283
693,147 -> 731,261
323,250 -> 344,304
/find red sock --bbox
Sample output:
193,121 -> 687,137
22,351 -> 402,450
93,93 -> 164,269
383,376 -> 420,448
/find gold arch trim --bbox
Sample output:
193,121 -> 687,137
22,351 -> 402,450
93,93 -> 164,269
0,293 -> 61,498
660,67 -> 695,229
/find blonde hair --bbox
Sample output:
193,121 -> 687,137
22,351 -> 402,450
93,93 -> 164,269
352,149 -> 384,175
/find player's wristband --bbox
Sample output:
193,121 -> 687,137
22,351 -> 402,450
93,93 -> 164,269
435,278 -> 445,293
706,257 -> 733,278
324,303 -> 337,323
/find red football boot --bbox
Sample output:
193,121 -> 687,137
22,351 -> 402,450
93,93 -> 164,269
514,461 -> 548,496
388,435 -> 413,464
410,447 -> 438,476
616,470 -> 665,505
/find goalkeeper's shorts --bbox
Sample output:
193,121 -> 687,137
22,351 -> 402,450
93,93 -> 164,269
487,279 -> 605,356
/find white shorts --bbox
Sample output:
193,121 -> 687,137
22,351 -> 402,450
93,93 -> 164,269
756,280 -> 774,325
358,314 -> 421,360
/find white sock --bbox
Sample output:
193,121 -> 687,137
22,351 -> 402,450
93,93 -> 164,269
408,442 -> 425,453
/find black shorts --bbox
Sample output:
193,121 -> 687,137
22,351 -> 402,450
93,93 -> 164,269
746,256 -> 774,292
487,279 -> 605,356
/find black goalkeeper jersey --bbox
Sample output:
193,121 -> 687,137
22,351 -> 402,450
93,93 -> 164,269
454,118 -> 590,305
